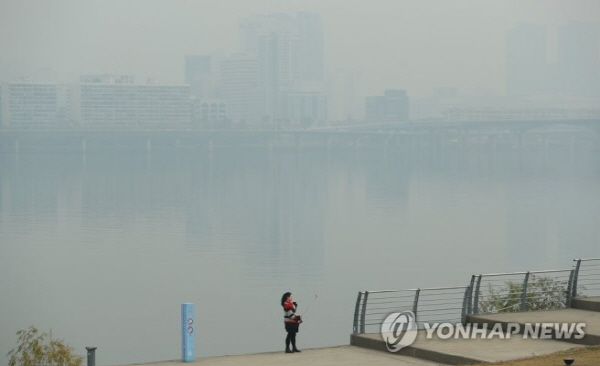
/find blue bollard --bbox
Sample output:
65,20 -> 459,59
181,303 -> 195,362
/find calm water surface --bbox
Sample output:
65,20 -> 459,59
1,145 -> 598,365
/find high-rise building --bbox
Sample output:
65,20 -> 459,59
257,30 -> 299,121
327,69 -> 363,123
220,54 -> 259,124
281,91 -> 328,127
185,55 -> 217,99
558,21 -> 600,97
297,12 -> 324,82
506,23 -> 548,97
185,55 -> 210,84
366,89 -> 409,122
239,12 -> 325,126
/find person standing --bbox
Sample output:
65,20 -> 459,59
281,292 -> 301,353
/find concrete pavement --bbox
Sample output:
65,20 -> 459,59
113,346 -> 448,366
115,298 -> 600,366
468,308 -> 600,345
571,296 -> 600,312
351,330 -> 583,365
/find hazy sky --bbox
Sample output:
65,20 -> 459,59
1,0 -> 599,96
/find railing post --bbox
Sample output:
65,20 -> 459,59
520,272 -> 530,311
572,259 -> 582,299
467,275 -> 476,315
412,289 -> 421,316
473,275 -> 482,314
360,291 -> 369,334
85,347 -> 97,366
461,285 -> 471,325
566,269 -> 575,307
353,292 -> 363,334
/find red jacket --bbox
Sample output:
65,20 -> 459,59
283,301 -> 300,324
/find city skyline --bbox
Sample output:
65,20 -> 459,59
1,0 -> 599,98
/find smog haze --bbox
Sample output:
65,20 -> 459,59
1,0 -> 599,97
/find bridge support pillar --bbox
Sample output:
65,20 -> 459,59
208,138 -> 214,156
543,134 -> 550,154
147,138 -> 152,153
82,139 -> 86,154
433,132 -> 442,156
267,137 -> 274,152
460,131 -> 467,150
14,139 -> 19,154
513,131 -> 523,150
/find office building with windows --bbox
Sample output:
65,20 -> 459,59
220,54 -> 259,124
1,82 -> 59,129
239,12 -> 326,126
77,75 -> 191,129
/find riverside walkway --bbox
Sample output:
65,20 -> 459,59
351,297 -> 600,365
116,299 -> 600,365
118,299 -> 599,366
114,346 -> 445,366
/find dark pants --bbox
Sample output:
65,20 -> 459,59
285,331 -> 297,350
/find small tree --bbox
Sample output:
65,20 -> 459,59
7,326 -> 83,366
479,274 -> 567,313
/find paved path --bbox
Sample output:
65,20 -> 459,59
468,308 -> 600,345
116,298 -> 600,366
113,346 -> 448,366
352,330 -> 583,365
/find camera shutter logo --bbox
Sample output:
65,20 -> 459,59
381,311 -> 418,352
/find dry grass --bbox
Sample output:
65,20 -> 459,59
468,346 -> 600,366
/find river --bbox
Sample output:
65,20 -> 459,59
0,142 -> 598,365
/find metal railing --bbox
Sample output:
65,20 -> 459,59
353,257 -> 600,334
572,258 -> 600,298
352,286 -> 469,334
468,269 -> 574,315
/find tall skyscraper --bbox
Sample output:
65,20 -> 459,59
296,12 -> 324,82
185,55 -> 215,99
238,12 -> 325,126
220,54 -> 259,124
558,21 -> 600,97
257,30 -> 299,121
505,23 -> 548,97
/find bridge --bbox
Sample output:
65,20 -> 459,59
0,118 -> 598,154
323,118 -> 600,133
